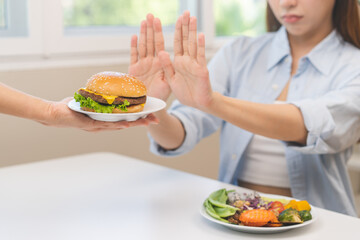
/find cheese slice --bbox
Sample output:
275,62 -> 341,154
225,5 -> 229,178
80,88 -> 118,105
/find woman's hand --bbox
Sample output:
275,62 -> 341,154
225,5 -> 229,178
41,98 -> 158,132
128,14 -> 171,101
158,11 -> 213,110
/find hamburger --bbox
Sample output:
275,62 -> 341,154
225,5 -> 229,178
74,71 -> 147,113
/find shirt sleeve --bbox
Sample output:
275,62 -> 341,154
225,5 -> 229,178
286,75 -> 360,154
149,102 -> 222,156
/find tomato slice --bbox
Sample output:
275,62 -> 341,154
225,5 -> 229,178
268,201 -> 285,216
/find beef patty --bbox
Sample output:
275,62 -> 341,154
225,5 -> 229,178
78,89 -> 146,106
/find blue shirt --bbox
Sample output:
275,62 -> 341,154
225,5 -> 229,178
150,26 -> 360,216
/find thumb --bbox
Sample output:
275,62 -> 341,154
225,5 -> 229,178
158,51 -> 175,83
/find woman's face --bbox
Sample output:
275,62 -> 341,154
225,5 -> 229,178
267,0 -> 336,38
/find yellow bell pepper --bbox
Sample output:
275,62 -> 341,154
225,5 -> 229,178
297,200 -> 311,211
284,200 -> 297,210
284,200 -> 311,211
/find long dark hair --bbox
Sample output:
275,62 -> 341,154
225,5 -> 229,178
266,0 -> 360,48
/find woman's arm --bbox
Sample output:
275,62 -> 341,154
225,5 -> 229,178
0,83 -> 158,131
129,14 -> 187,150
0,83 -> 52,121
147,109 -> 185,150
207,93 -> 307,144
158,11 -> 307,145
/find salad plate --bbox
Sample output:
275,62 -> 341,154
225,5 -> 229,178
200,192 -> 317,234
68,96 -> 166,122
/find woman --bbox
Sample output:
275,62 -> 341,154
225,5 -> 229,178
0,83 -> 157,131
129,0 -> 360,216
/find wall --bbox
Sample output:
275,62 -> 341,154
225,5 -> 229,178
0,65 -> 220,179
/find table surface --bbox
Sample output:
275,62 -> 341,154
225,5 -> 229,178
0,152 -> 359,240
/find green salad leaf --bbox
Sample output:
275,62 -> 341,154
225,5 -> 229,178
204,189 -> 239,223
74,92 -> 129,113
213,206 -> 238,217
204,198 -> 229,223
208,188 -> 239,210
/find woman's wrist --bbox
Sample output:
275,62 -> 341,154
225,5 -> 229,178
147,108 -> 175,130
33,100 -> 57,126
200,91 -> 224,116
147,108 -> 185,149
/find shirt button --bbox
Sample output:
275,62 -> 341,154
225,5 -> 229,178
231,154 -> 237,160
272,84 -> 279,90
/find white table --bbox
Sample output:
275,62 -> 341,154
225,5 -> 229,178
0,152 -> 359,240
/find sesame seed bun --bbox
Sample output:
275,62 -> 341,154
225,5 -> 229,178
86,71 -> 146,97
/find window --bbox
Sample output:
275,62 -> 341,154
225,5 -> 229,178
0,0 -> 28,37
44,0 -> 196,55
63,0 -> 179,31
62,0 -> 181,37
214,0 -> 266,37
0,0 -> 41,58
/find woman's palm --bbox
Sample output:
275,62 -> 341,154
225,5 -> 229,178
158,12 -> 213,110
170,56 -> 211,108
129,56 -> 169,100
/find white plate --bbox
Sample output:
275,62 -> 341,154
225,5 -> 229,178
67,96 -> 166,122
200,193 -> 317,234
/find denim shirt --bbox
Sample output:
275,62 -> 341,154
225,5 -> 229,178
150,26 -> 360,216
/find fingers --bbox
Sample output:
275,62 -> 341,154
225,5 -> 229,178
129,114 -> 159,126
174,16 -> 183,56
197,33 -> 206,66
136,14 -> 163,60
188,16 -> 197,58
146,14 -> 155,56
153,18 -> 165,54
158,51 -> 175,82
130,35 -> 138,65
139,20 -> 147,59
175,12 -> 199,59
145,113 -> 160,124
84,116 -> 153,132
85,116 -> 158,132
182,11 -> 190,55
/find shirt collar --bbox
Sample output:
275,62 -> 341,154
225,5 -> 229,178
267,26 -> 343,75
267,26 -> 291,71
306,30 -> 342,75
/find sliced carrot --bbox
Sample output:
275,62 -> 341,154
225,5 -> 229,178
239,209 -> 276,227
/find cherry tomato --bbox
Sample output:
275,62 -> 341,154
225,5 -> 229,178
268,201 -> 285,216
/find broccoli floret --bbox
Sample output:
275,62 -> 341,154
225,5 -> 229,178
278,208 -> 303,223
299,210 -> 312,222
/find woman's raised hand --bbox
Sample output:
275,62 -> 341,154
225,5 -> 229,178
158,11 -> 213,110
128,14 -> 171,101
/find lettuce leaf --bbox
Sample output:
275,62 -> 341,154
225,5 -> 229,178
74,92 -> 129,113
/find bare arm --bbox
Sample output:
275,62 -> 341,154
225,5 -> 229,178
147,109 -> 185,150
207,93 -> 307,144
0,83 -> 157,131
0,83 -> 51,121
